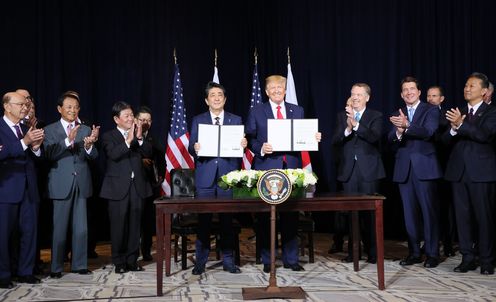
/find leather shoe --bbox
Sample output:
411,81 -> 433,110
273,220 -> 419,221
192,265 -> 205,275
115,265 -> 128,274
423,257 -> 439,268
127,263 -> 144,272
0,279 -> 14,289
283,263 -> 305,271
223,265 -> 241,274
454,261 -> 477,273
399,255 -> 423,266
50,272 -> 62,279
328,243 -> 343,254
71,269 -> 92,275
263,264 -> 271,273
17,275 -> 41,284
480,264 -> 494,275
142,254 -> 153,262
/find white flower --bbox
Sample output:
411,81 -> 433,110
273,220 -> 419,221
220,169 -> 318,189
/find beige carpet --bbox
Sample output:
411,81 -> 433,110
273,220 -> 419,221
1,231 -> 495,302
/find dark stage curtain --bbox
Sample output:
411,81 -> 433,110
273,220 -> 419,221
1,0 -> 495,237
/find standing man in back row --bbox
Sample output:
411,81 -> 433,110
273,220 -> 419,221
44,91 -> 99,278
332,83 -> 385,264
389,76 -> 442,269
443,72 -> 496,275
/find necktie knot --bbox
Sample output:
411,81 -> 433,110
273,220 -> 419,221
13,125 -> 23,139
276,105 -> 283,119
354,112 -> 361,122
214,117 -> 220,125
123,131 -> 129,139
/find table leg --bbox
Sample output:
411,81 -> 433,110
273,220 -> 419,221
165,214 -> 172,277
375,200 -> 385,290
156,210 -> 164,296
351,211 -> 359,271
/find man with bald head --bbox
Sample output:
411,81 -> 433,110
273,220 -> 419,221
0,92 -> 44,288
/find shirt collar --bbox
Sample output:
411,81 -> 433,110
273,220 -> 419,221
60,118 -> 75,130
209,110 -> 225,124
116,126 -> 129,136
407,100 -> 420,110
468,100 -> 484,112
3,115 -> 18,128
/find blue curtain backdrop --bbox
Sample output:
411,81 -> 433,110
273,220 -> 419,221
1,0 -> 495,236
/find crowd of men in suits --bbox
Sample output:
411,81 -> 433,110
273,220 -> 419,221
0,71 -> 494,289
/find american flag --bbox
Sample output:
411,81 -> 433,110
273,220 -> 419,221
242,63 -> 262,170
161,63 -> 195,196
286,62 -> 313,172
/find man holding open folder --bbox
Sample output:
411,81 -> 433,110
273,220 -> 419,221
246,75 -> 321,273
188,81 -> 247,275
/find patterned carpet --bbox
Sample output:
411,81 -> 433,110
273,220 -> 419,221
1,231 -> 495,302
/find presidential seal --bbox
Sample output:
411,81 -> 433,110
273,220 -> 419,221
257,169 -> 292,205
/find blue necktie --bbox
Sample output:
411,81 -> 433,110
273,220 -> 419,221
354,112 -> 361,122
408,107 -> 415,123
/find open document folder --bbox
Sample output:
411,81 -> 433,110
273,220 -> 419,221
267,119 -> 319,152
197,124 -> 244,157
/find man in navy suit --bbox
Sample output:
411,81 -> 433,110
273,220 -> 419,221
332,83 -> 385,264
100,102 -> 153,274
389,76 -> 442,268
0,92 -> 44,288
443,72 -> 496,275
44,91 -> 99,278
246,75 -> 321,273
188,81 -> 247,275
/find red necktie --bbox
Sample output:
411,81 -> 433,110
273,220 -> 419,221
276,105 -> 286,163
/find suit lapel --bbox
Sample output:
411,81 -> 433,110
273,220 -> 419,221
285,103 -> 294,119
264,102 -> 275,119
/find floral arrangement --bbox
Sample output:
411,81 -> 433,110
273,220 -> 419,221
218,168 -> 318,190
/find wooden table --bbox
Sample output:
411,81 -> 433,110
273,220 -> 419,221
154,193 -> 386,296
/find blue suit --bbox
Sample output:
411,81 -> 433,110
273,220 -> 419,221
246,101 -> 303,266
0,117 -> 39,281
442,102 -> 496,267
188,111 -> 243,268
388,102 -> 442,258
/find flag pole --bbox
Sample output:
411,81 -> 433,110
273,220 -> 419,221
173,48 -> 177,64
214,48 -> 218,67
254,47 -> 258,65
287,47 -> 290,64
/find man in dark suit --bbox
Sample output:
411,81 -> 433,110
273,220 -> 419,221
246,75 -> 321,273
43,91 -> 99,278
443,72 -> 496,275
0,92 -> 44,288
332,83 -> 385,264
100,101 -> 153,274
426,86 -> 456,257
482,81 -> 493,105
188,81 -> 246,275
135,106 -> 165,262
389,76 -> 442,268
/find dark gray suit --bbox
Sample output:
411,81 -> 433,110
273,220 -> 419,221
44,120 -> 98,273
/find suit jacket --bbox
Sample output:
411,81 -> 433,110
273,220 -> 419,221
388,102 -> 442,182
0,118 -> 40,204
332,108 -> 385,182
99,128 -> 153,200
442,102 -> 496,182
246,102 -> 303,169
188,111 -> 243,189
43,121 -> 98,199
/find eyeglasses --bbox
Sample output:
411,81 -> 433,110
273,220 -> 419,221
9,102 -> 30,108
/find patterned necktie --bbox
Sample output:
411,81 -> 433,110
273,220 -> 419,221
468,108 -> 474,122
214,117 -> 220,125
408,107 -> 415,123
13,125 -> 23,139
67,123 -> 74,148
276,105 -> 284,119
354,112 -> 361,122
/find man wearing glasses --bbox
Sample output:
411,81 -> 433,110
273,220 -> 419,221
0,92 -> 44,288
